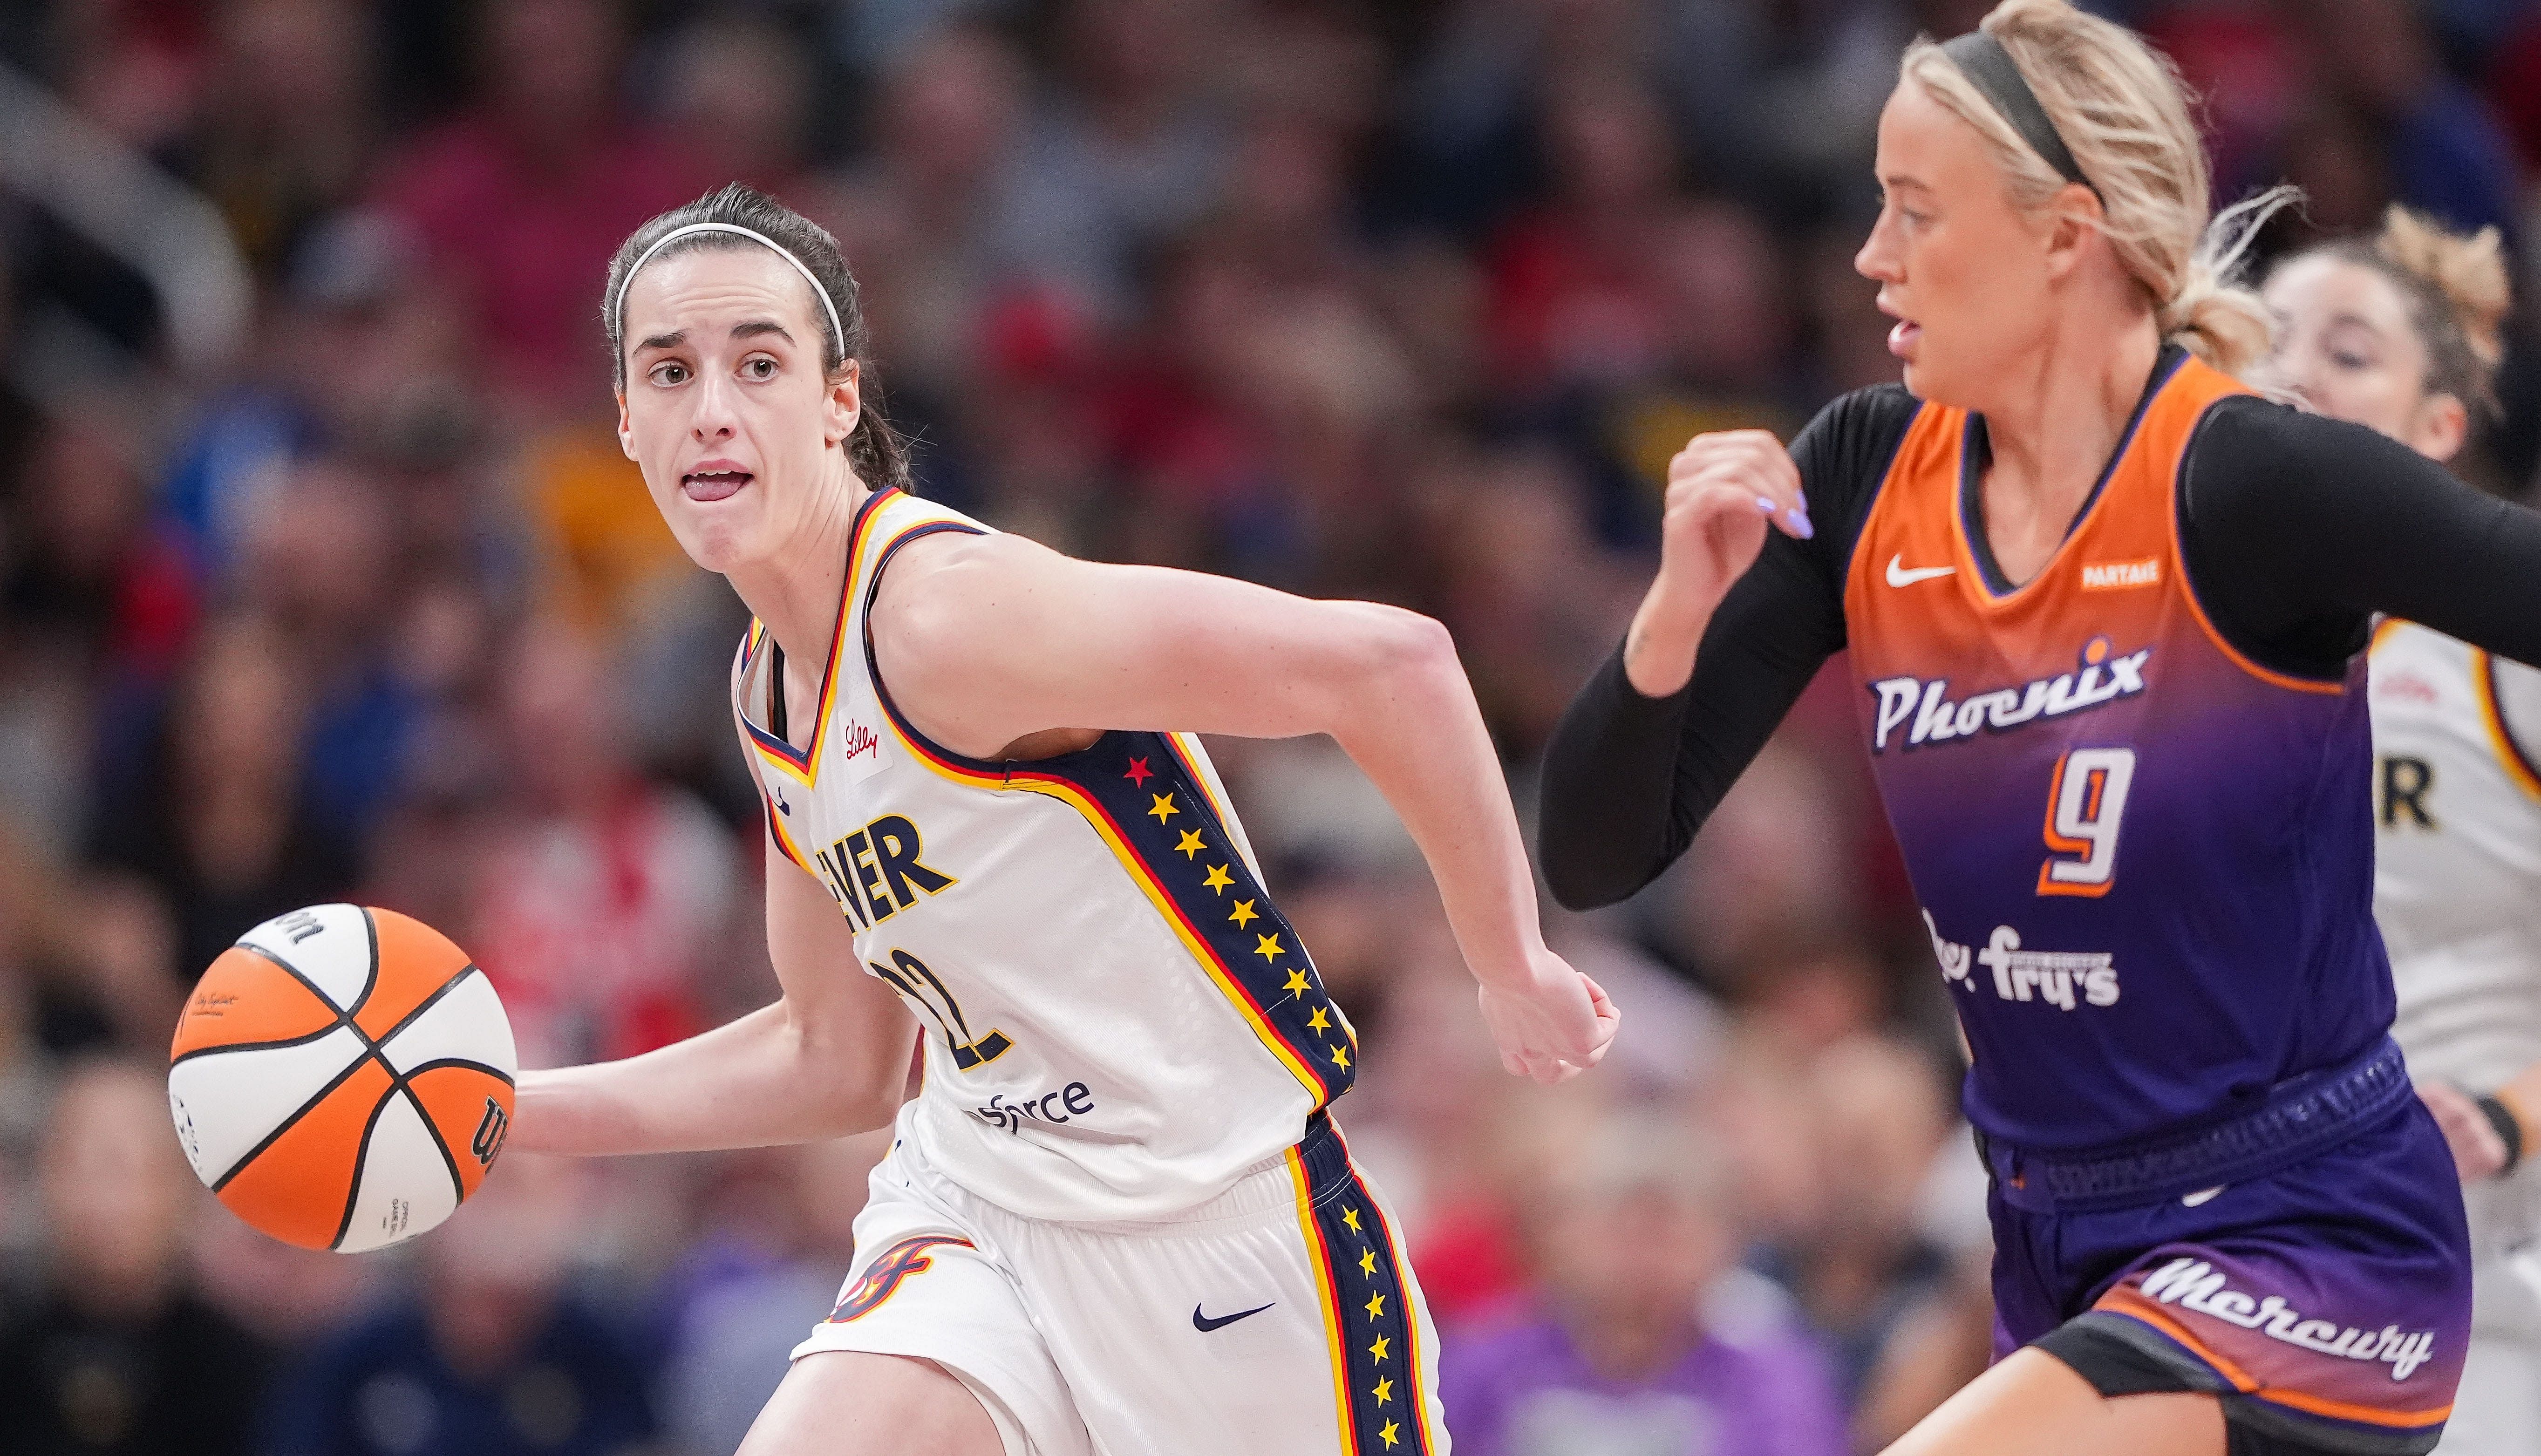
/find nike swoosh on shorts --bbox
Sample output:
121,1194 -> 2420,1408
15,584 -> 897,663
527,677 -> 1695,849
1192,1301 -> 1274,1332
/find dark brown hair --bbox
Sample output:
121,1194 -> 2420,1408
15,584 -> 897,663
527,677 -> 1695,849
603,184 -> 911,492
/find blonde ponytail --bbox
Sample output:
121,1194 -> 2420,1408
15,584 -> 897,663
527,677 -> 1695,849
1901,0 -> 2296,377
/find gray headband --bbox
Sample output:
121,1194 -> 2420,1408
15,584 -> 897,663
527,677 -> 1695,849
1942,30 -> 2096,197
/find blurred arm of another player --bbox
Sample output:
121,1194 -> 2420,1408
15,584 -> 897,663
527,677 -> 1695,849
511,805 -> 922,1156
2420,1069 -> 2541,1184
867,529 -> 1616,1086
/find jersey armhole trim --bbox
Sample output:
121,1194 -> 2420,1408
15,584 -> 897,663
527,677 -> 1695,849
2170,400 -> 2346,696
2473,649 -> 2541,800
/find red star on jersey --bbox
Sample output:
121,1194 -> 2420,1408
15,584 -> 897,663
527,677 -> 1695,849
1124,757 -> 1154,787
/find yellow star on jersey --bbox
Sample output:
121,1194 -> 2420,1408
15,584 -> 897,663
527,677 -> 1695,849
1342,1207 -> 1362,1233
1253,933 -> 1284,962
1229,899 -> 1259,928
1147,793 -> 1177,823
1330,1044 -> 1350,1070
1201,864 -> 1233,894
1175,829 -> 1206,858
1368,1335 -> 1391,1363
1379,1419 -> 1401,1448
1358,1247 -> 1378,1278
1283,967 -> 1311,996
1364,1292 -> 1386,1319
1308,1006 -> 1331,1032
1372,1377 -> 1394,1406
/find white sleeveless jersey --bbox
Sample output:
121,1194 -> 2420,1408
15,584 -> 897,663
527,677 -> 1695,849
2371,621 -> 2541,1258
732,489 -> 1357,1222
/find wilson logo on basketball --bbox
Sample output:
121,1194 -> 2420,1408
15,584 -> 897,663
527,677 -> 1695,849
2080,558 -> 2160,590
827,1236 -> 973,1323
471,1098 -> 510,1167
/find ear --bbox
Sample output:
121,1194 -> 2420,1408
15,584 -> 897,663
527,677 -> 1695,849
2409,392 -> 2469,464
826,358 -> 862,450
2039,183 -> 2103,283
616,391 -> 636,461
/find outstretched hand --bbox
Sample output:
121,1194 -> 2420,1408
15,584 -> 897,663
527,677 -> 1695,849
1476,948 -> 1620,1086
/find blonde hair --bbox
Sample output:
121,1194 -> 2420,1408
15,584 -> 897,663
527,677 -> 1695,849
1900,0 -> 2292,377
2307,206 -> 2511,415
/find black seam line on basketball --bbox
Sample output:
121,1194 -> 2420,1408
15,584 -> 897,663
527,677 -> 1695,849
397,1056 -> 515,1088
369,964 -> 490,1055
330,1068 -> 404,1251
171,1021 -> 350,1067
238,941 -> 366,1027
207,1040 -> 378,1192
350,906 -> 381,1018
399,1081 -> 470,1211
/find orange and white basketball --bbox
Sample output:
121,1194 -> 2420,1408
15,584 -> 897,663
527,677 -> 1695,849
168,904 -> 517,1252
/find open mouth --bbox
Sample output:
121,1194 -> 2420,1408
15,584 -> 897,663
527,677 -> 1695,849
1887,320 -> 1921,359
681,469 -> 752,502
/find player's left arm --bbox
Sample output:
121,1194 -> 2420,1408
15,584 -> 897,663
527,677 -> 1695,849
871,531 -> 1617,1084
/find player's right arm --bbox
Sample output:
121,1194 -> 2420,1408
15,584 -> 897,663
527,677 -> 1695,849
1538,391 -> 1907,910
510,828 -> 918,1157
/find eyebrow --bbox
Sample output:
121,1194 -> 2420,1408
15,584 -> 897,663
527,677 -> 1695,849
731,320 -> 794,344
637,329 -> 684,351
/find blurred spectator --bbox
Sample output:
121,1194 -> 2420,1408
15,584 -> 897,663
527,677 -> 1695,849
657,1133 -> 886,1455
88,613 -> 354,982
1756,1035 -> 1958,1408
372,0 -> 715,414
190,0 -> 379,279
232,460 -> 421,844
261,1156 -> 654,1456
986,0 -> 1232,320
1440,1109 -> 1847,1456
0,1059 -> 270,1456
2283,0 -> 2521,237
467,618 -> 739,1069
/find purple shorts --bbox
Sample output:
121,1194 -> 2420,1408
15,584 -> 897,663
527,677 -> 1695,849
1989,1095 -> 2471,1455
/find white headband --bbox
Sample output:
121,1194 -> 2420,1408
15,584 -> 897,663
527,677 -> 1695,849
613,222 -> 843,360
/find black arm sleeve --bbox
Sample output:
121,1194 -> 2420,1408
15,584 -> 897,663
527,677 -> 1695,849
2182,396 -> 2541,680
1538,387 -> 1921,910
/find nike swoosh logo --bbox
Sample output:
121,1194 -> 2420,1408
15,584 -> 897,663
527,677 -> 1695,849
1886,554 -> 1956,587
1193,1301 -> 1274,1332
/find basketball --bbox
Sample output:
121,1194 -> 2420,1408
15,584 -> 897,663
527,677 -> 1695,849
167,904 -> 518,1253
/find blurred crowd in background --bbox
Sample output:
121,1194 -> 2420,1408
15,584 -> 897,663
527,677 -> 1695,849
0,0 -> 2537,1453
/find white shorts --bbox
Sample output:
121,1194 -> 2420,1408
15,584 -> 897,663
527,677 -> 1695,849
790,1108 -> 1449,1456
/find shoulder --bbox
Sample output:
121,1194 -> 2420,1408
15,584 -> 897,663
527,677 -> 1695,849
1789,384 -> 1921,483
866,528 -> 1063,667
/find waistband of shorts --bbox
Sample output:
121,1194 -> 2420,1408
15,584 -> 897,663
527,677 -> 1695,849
1977,1036 -> 2415,1213
1056,1112 -> 1351,1236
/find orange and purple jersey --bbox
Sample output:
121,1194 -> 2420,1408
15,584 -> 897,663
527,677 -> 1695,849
1842,349 -> 2390,1151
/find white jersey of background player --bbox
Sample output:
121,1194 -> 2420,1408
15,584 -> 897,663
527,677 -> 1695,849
2265,209 -> 2541,1456
508,184 -> 1617,1456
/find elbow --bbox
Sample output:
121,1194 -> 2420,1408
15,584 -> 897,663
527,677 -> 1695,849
1356,605 -> 1460,691
1537,837 -> 1628,914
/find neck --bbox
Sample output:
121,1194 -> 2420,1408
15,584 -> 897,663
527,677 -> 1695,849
725,461 -> 873,674
1979,309 -> 2163,510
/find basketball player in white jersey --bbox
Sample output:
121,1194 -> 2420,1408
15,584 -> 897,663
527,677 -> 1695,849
504,183 -> 1618,1455
2264,207 -> 2541,1456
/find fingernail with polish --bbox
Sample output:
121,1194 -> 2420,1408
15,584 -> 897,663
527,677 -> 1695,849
1785,504 -> 1815,539
1754,494 -> 1779,516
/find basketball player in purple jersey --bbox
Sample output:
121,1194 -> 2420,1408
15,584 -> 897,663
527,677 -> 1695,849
1543,2 -> 2541,1453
